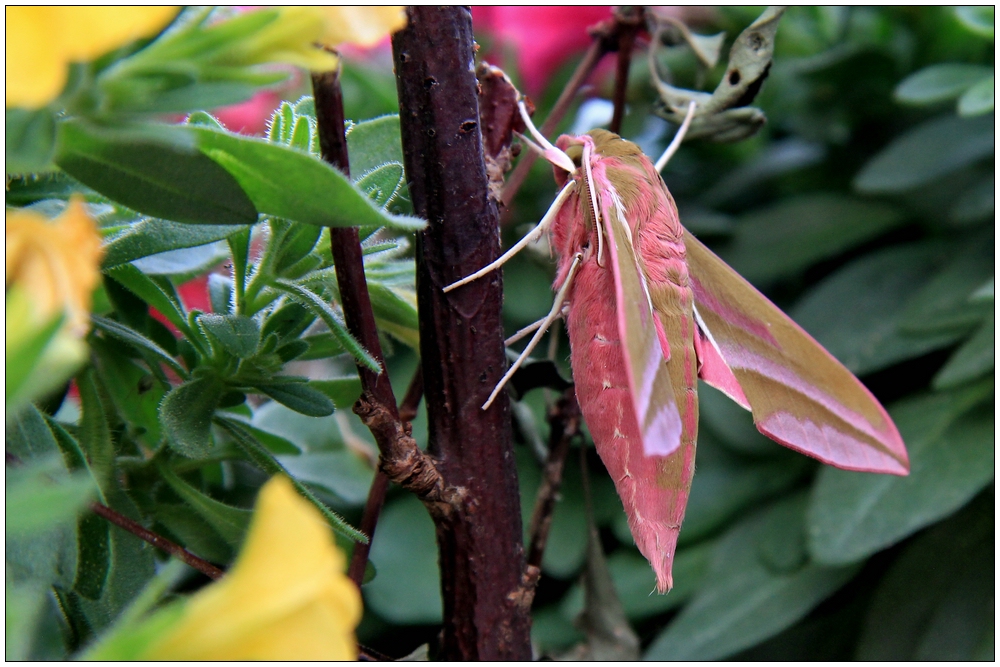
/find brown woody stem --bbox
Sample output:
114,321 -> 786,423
393,7 -> 532,659
90,502 -> 224,580
347,369 -> 425,587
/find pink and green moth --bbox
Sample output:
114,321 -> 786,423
445,101 -> 909,593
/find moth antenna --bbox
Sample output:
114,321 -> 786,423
512,130 -> 547,160
582,142 -> 605,267
655,100 -> 697,173
518,100 -> 576,174
482,253 -> 583,410
443,181 -> 576,293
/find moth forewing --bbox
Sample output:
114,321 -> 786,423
603,191 -> 682,457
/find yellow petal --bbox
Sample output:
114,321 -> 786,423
317,6 -> 407,48
143,476 -> 362,660
6,6 -> 177,107
5,198 -> 103,335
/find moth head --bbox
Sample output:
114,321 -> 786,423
553,134 -> 594,186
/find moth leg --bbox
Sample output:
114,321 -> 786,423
482,253 -> 584,410
505,317 -> 548,346
654,99 -> 697,173
442,181 -> 576,293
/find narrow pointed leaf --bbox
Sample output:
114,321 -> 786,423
102,219 -> 246,269
271,279 -> 380,373
91,315 -> 187,377
106,264 -> 189,335
158,464 -> 250,546
215,418 -> 366,543
192,126 -> 424,230
254,379 -> 335,417
55,121 -> 258,224
933,314 -> 994,389
854,114 -> 994,193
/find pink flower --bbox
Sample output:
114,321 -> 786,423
473,6 -> 613,95
213,90 -> 282,136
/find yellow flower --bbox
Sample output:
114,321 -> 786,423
5,198 -> 103,336
235,6 -> 407,72
5,198 -> 102,413
141,476 -> 362,660
5,6 -> 178,108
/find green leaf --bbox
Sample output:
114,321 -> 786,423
6,457 -> 94,537
91,315 -> 187,377
78,560 -> 188,661
197,313 -> 260,359
208,274 -> 233,314
355,163 -> 405,209
299,333 -> 347,360
76,369 -> 116,487
215,418 -> 366,543
5,313 -> 64,417
310,377 -> 363,409
158,464 -> 250,546
856,494 -> 992,660
159,374 -> 225,458
219,417 -> 302,455
192,126 -> 424,230
894,64 -> 992,105
90,337 -> 167,447
791,243 -> 962,375
722,194 -> 904,285
254,380 -> 335,417
54,121 -> 258,225
368,282 -> 418,328
954,6 -> 994,38
854,113 -> 994,193
898,239 -> 994,335
364,493 -> 442,624
957,75 -> 994,116
949,175 -> 995,225
6,107 -> 57,174
273,223 -> 323,275
102,219 -> 246,268
645,495 -> 858,660
277,450 -> 375,505
271,279 -> 380,372
131,240 -> 229,278
807,381 -> 994,565
679,427 -> 809,544
933,313 -> 994,389
106,264 -> 189,335
75,488 -> 157,634
346,114 -> 405,176
6,404 -> 60,462
5,576 -> 48,661
154,505 -> 233,564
